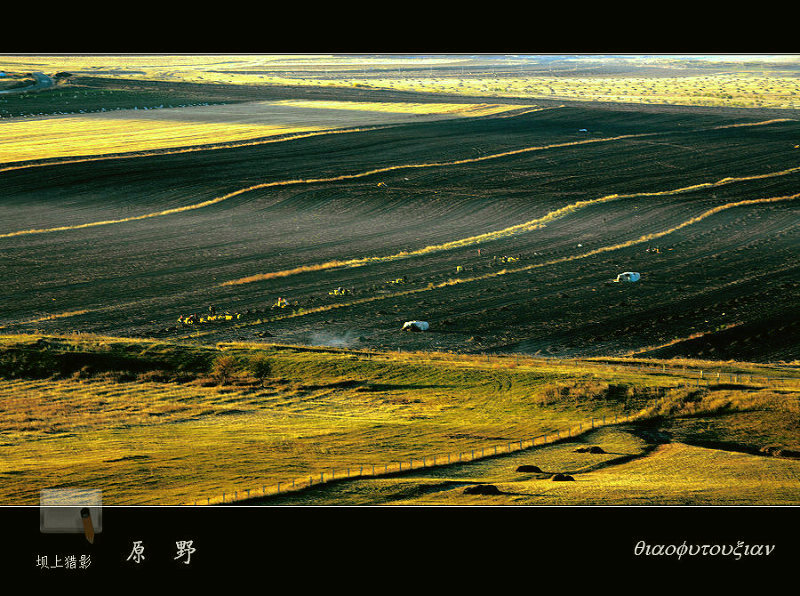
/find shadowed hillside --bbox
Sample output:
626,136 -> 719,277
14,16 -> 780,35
1,96 -> 798,362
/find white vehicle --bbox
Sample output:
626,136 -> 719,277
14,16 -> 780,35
614,272 -> 641,282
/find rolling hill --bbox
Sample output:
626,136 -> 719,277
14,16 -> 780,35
1,97 -> 798,362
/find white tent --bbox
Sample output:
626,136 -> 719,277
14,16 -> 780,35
402,321 -> 429,331
615,272 -> 641,282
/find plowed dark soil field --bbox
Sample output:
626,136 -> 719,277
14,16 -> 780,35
3,96 -> 800,361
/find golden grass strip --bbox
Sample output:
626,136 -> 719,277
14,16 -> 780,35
0,187 -> 259,238
222,165 -> 800,286
1,118 -> 789,239
0,103 -> 533,172
0,131 -> 649,239
267,100 -> 527,117
489,192 -> 800,276
0,119 -> 322,165
8,309 -> 92,325
183,192 -> 800,339
713,118 -> 795,129
6,165 -> 798,331
0,124 -> 393,174
624,323 -> 742,357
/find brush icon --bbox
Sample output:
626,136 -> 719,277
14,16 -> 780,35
80,508 -> 95,544
40,489 -> 102,542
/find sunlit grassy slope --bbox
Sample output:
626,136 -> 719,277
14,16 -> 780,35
0,116 -> 321,164
0,101 -> 525,164
1,334 -> 797,505
256,418 -> 800,506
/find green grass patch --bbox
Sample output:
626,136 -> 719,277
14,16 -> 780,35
0,333 -> 795,505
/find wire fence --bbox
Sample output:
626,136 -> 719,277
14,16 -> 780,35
185,361 -> 800,506
600,360 -> 800,385
187,410 -> 641,505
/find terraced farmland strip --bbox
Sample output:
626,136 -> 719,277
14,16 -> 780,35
15,161 -> 794,330
3,117 -> 789,239
0,102 -> 533,168
180,191 -> 800,341
221,164 -> 800,287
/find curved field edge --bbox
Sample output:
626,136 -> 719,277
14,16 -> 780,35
2,103 -> 799,366
3,117 -> 798,350
0,99 -> 533,166
219,164 -> 800,289
1,114 -> 790,239
3,188 -> 799,360
242,415 -> 800,506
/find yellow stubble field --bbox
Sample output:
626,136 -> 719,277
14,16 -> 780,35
0,100 -> 528,164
